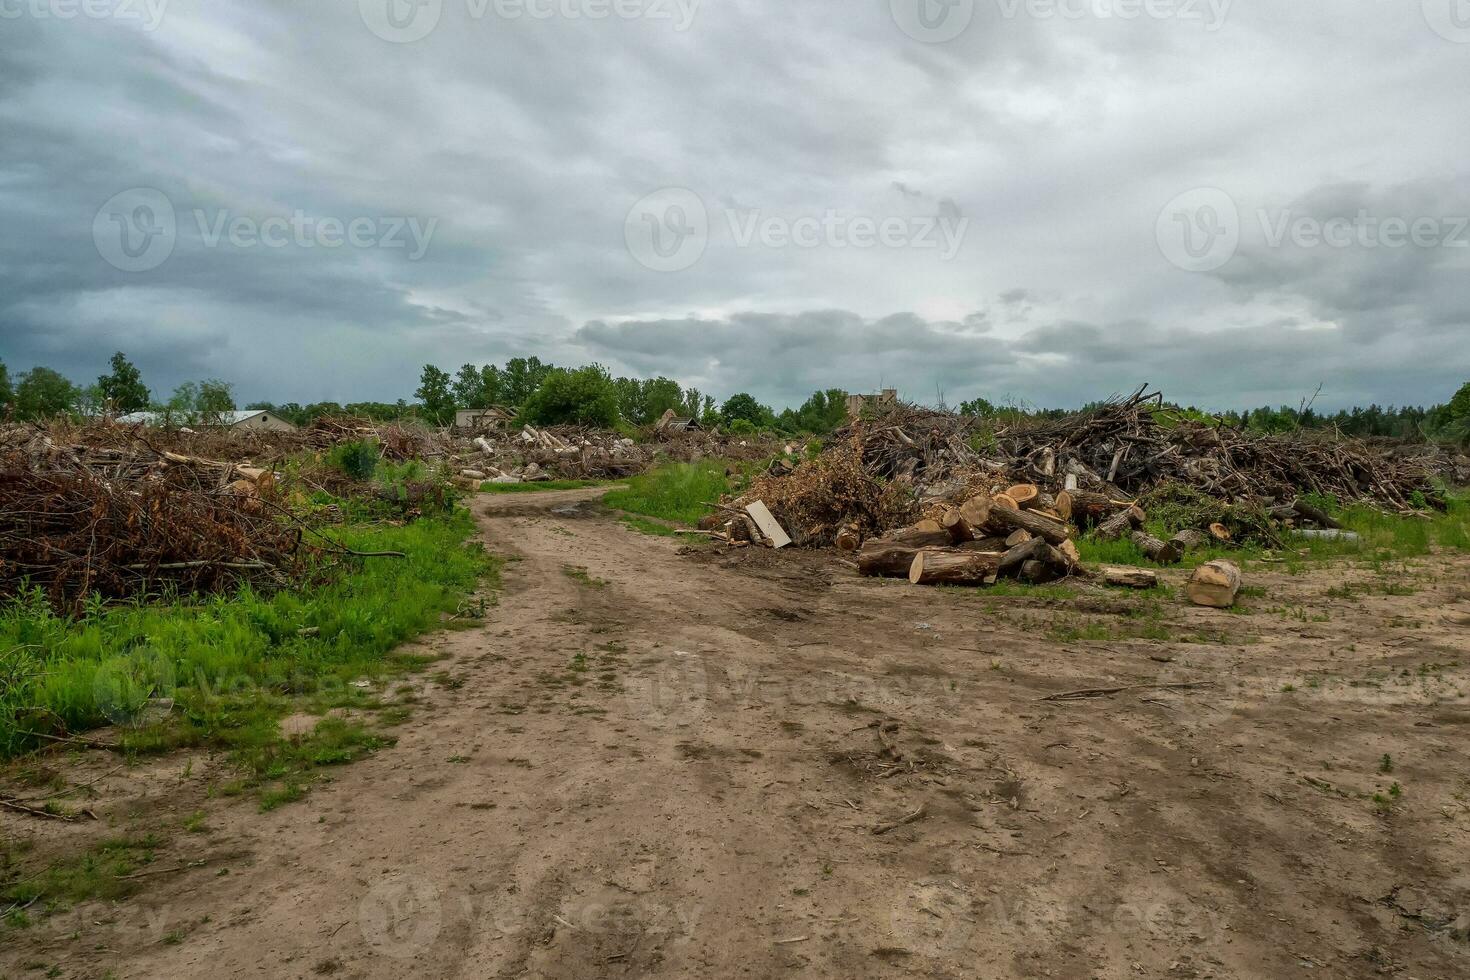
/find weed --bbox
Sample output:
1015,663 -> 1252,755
562,566 -> 608,589
603,462 -> 737,527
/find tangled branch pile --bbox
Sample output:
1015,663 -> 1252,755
449,425 -> 783,483
991,388 -> 1443,511
0,433 -> 304,613
738,386 -> 1449,555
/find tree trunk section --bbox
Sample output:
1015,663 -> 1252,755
998,535 -> 1049,575
1095,508 -> 1138,541
1187,559 -> 1242,608
940,508 -> 976,543
1131,530 -> 1183,565
1103,566 -> 1159,589
835,524 -> 862,552
986,505 -> 1073,545
1019,560 -> 1055,584
1292,498 -> 1342,529
1006,484 -> 1039,507
958,494 -> 993,532
1170,529 -> 1207,553
907,549 -> 1002,586
857,543 -> 923,578
885,525 -> 954,548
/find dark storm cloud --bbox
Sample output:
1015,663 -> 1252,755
0,0 -> 1465,409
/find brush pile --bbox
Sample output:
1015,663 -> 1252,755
448,425 -> 782,483
0,431 -> 304,613
728,385 -> 1451,585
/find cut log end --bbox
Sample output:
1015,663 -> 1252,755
1186,559 -> 1242,608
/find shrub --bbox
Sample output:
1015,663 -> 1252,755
521,367 -> 619,427
330,440 -> 380,481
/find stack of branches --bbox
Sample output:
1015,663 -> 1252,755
0,441 -> 305,614
306,416 -> 445,462
8,418 -> 308,468
993,386 -> 1443,513
740,435 -> 917,547
832,406 -> 994,488
733,385 -> 1447,565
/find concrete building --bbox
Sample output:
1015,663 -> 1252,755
845,388 -> 899,419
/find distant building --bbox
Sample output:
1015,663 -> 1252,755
845,388 -> 899,419
454,406 -> 519,431
116,409 -> 298,432
654,408 -> 703,433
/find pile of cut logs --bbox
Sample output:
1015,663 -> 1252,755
848,480 -> 1229,592
852,482 -> 1084,586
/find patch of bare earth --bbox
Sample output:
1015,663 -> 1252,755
4,488 -> 1469,979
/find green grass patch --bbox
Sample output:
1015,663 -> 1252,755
2,834 -> 163,917
479,479 -> 614,493
0,511 -> 498,791
618,515 -> 682,537
602,461 -> 738,527
561,565 -> 609,588
1075,493 -> 1468,570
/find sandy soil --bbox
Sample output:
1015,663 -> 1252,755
4,488 -> 1470,979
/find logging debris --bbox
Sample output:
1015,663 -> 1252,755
719,384 -> 1452,590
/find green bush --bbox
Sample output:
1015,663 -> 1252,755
729,419 -> 756,435
329,440 -> 380,481
521,366 -> 619,427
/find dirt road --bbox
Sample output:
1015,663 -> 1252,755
6,489 -> 1470,978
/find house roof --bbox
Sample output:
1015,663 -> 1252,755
116,410 -> 273,426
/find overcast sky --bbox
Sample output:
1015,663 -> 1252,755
2,0 -> 1468,411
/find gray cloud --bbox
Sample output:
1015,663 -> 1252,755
0,0 -> 1466,410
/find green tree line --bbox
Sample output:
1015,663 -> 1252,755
3,351 -> 1468,446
